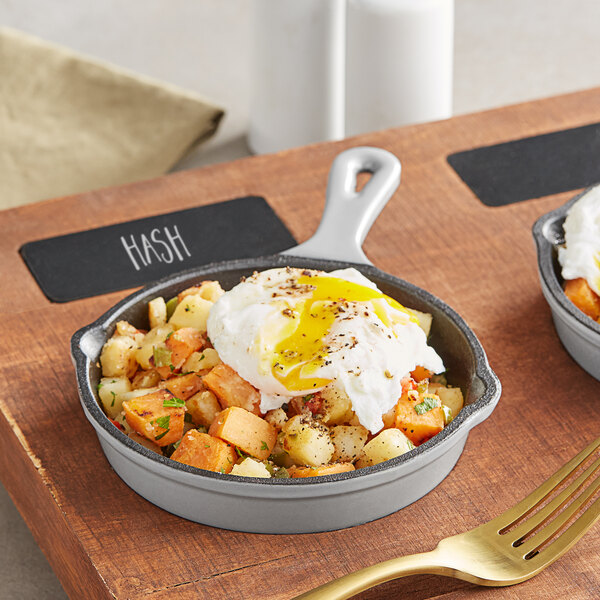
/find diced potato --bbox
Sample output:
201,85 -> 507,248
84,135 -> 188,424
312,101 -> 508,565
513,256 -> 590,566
291,463 -> 355,478
119,387 -> 160,402
182,348 -> 222,373
128,431 -> 162,454
436,386 -> 464,419
209,407 -> 277,460
427,382 -> 445,394
160,372 -> 205,401
282,415 -> 334,467
409,309 -> 433,337
230,457 -> 272,478
178,281 -> 224,303
131,369 -> 161,390
320,383 -> 353,425
123,389 -> 186,447
564,277 -> 600,320
355,429 -> 413,468
135,325 -> 174,370
171,430 -> 237,473
98,376 -> 131,419
203,364 -> 261,415
264,408 -> 288,430
395,392 -> 445,445
115,321 -> 144,343
168,295 -> 212,331
186,390 -> 221,428
148,297 -> 167,329
100,335 -> 138,378
330,425 -> 369,463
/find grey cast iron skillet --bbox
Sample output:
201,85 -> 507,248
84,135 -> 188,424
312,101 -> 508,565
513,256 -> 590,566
71,146 -> 501,534
532,188 -> 600,380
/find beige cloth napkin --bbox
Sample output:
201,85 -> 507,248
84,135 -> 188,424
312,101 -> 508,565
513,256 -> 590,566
0,28 -> 224,209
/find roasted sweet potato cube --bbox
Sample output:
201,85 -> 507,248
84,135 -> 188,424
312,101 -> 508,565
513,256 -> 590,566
171,430 -> 237,473
291,463 -> 355,478
203,364 -> 261,415
123,389 -> 185,447
564,278 -> 600,320
395,392 -> 444,445
160,372 -> 205,401
154,328 -> 205,378
166,328 -> 205,366
209,406 -> 277,460
410,366 -> 434,382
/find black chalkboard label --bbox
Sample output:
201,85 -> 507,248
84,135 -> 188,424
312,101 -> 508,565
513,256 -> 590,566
20,196 -> 296,302
447,122 -> 600,206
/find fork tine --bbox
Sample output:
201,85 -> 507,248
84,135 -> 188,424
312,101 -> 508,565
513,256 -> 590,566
516,459 -> 600,556
489,436 -> 600,532
524,496 -> 600,572
508,452 -> 600,547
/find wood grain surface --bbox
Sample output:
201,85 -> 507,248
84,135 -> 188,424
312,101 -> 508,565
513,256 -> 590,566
1,88 -> 599,600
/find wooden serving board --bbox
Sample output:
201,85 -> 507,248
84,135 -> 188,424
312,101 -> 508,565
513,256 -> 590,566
1,89 -> 599,600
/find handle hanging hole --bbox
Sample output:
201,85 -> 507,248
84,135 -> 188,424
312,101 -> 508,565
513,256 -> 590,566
355,169 -> 374,193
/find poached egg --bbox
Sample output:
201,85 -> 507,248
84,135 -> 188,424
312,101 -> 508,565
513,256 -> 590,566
206,267 -> 444,433
558,185 -> 600,296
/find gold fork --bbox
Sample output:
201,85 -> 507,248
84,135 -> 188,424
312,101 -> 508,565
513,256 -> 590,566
295,436 -> 600,599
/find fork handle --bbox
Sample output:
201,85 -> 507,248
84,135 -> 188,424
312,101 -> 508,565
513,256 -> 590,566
294,549 -> 450,599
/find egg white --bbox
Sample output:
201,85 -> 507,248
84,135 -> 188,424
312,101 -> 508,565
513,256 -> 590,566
558,185 -> 600,296
207,267 -> 444,433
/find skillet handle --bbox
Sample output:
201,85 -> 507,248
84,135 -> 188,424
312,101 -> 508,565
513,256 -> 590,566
281,146 -> 401,265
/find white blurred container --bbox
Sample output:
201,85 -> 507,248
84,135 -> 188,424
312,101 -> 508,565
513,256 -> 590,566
345,0 -> 454,137
248,0 -> 345,154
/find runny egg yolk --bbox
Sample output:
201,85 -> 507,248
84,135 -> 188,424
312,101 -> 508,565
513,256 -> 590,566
271,275 -> 418,391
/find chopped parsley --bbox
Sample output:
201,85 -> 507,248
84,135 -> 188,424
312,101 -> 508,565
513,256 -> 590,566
303,394 -> 314,404
235,447 -> 248,459
165,331 -> 174,340
414,395 -> 441,415
260,441 -> 268,451
163,397 -> 185,408
110,391 -> 116,407
97,382 -> 103,391
153,415 -> 171,440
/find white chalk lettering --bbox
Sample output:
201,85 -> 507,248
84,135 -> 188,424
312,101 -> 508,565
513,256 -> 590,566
141,233 -> 163,265
121,234 -> 147,271
151,228 -> 174,263
120,225 -> 192,270
164,225 -> 192,261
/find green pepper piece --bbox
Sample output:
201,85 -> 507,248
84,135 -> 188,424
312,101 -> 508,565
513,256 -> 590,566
153,345 -> 172,368
166,296 -> 179,320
